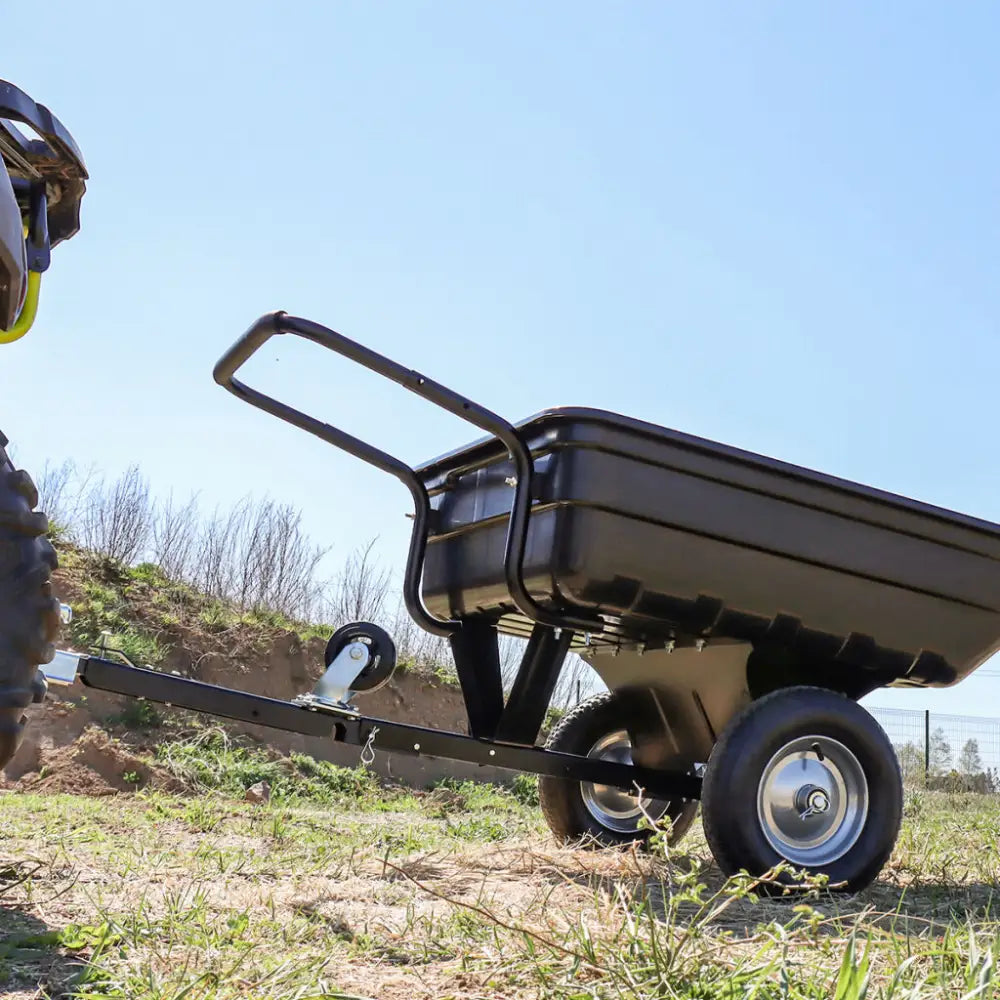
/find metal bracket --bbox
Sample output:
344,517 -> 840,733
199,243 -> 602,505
39,649 -> 83,687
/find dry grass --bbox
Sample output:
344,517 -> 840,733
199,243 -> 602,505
3,777 -> 1000,998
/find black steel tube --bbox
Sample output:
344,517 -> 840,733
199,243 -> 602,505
213,311 -> 608,637
494,625 -> 574,745
213,312 -> 454,637
77,657 -> 701,800
80,655 -> 338,738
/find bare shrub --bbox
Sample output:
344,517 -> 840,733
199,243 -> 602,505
498,634 -> 526,691
328,538 -> 392,625
551,652 -> 603,709
388,596 -> 452,673
30,453 -> 346,623
496,633 -> 602,709
35,458 -> 98,539
192,496 -> 328,620
196,500 -> 246,603
237,499 -> 328,618
152,491 -> 200,582
34,458 -> 76,530
79,465 -> 154,565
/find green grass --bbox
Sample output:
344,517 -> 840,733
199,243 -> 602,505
57,544 -> 469,692
150,728 -> 379,804
62,550 -> 336,668
70,577 -> 164,665
5,775 -> 1000,998
394,656 -> 461,688
109,699 -> 163,731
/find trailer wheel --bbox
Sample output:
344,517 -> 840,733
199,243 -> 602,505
325,621 -> 397,693
700,686 -> 901,893
538,692 -> 698,848
0,433 -> 59,771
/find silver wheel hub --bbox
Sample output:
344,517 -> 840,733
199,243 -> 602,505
580,729 -> 667,833
757,735 -> 869,866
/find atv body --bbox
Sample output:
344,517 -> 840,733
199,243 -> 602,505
0,80 -> 87,769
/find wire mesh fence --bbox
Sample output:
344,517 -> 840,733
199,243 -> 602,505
866,703 -> 1000,793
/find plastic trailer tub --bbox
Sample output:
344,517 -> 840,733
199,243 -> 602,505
45,311 -> 1000,895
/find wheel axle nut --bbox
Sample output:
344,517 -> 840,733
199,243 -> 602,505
807,789 -> 829,814
796,785 -> 831,820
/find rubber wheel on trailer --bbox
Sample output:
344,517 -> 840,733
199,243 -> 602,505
538,692 -> 699,849
700,685 -> 902,894
0,432 -> 59,771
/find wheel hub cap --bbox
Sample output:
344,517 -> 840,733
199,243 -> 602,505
756,735 -> 868,866
580,729 -> 667,833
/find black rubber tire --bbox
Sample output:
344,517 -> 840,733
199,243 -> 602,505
701,685 -> 902,894
0,432 -> 59,771
538,691 -> 699,849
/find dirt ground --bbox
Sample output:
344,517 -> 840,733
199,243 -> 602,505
7,726 -> 185,797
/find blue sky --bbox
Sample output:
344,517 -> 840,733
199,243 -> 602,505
3,2 -> 1000,716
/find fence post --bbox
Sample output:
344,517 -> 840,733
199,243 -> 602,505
924,709 -> 930,786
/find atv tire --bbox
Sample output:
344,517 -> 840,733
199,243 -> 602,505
0,431 -> 59,770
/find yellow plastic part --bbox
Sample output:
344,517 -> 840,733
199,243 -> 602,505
0,270 -> 41,345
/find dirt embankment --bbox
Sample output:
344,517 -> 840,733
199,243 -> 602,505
4,567 -> 510,796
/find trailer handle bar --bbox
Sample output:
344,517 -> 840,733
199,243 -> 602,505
213,311 -> 608,637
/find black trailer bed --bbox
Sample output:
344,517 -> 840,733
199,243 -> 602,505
418,407 -> 1000,687
212,313 -> 1000,692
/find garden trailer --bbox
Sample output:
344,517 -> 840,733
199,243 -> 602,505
4,78 -> 998,895
42,311 -> 1000,894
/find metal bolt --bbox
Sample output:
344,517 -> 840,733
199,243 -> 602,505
413,742 -> 421,751
797,785 -> 831,820
808,789 -> 830,814
505,476 -> 517,487
349,644 -> 365,661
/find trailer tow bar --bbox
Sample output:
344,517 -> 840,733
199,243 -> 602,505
40,652 -> 702,802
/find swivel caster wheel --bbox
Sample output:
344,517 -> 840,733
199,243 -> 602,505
323,622 -> 397,694
299,622 -> 397,713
